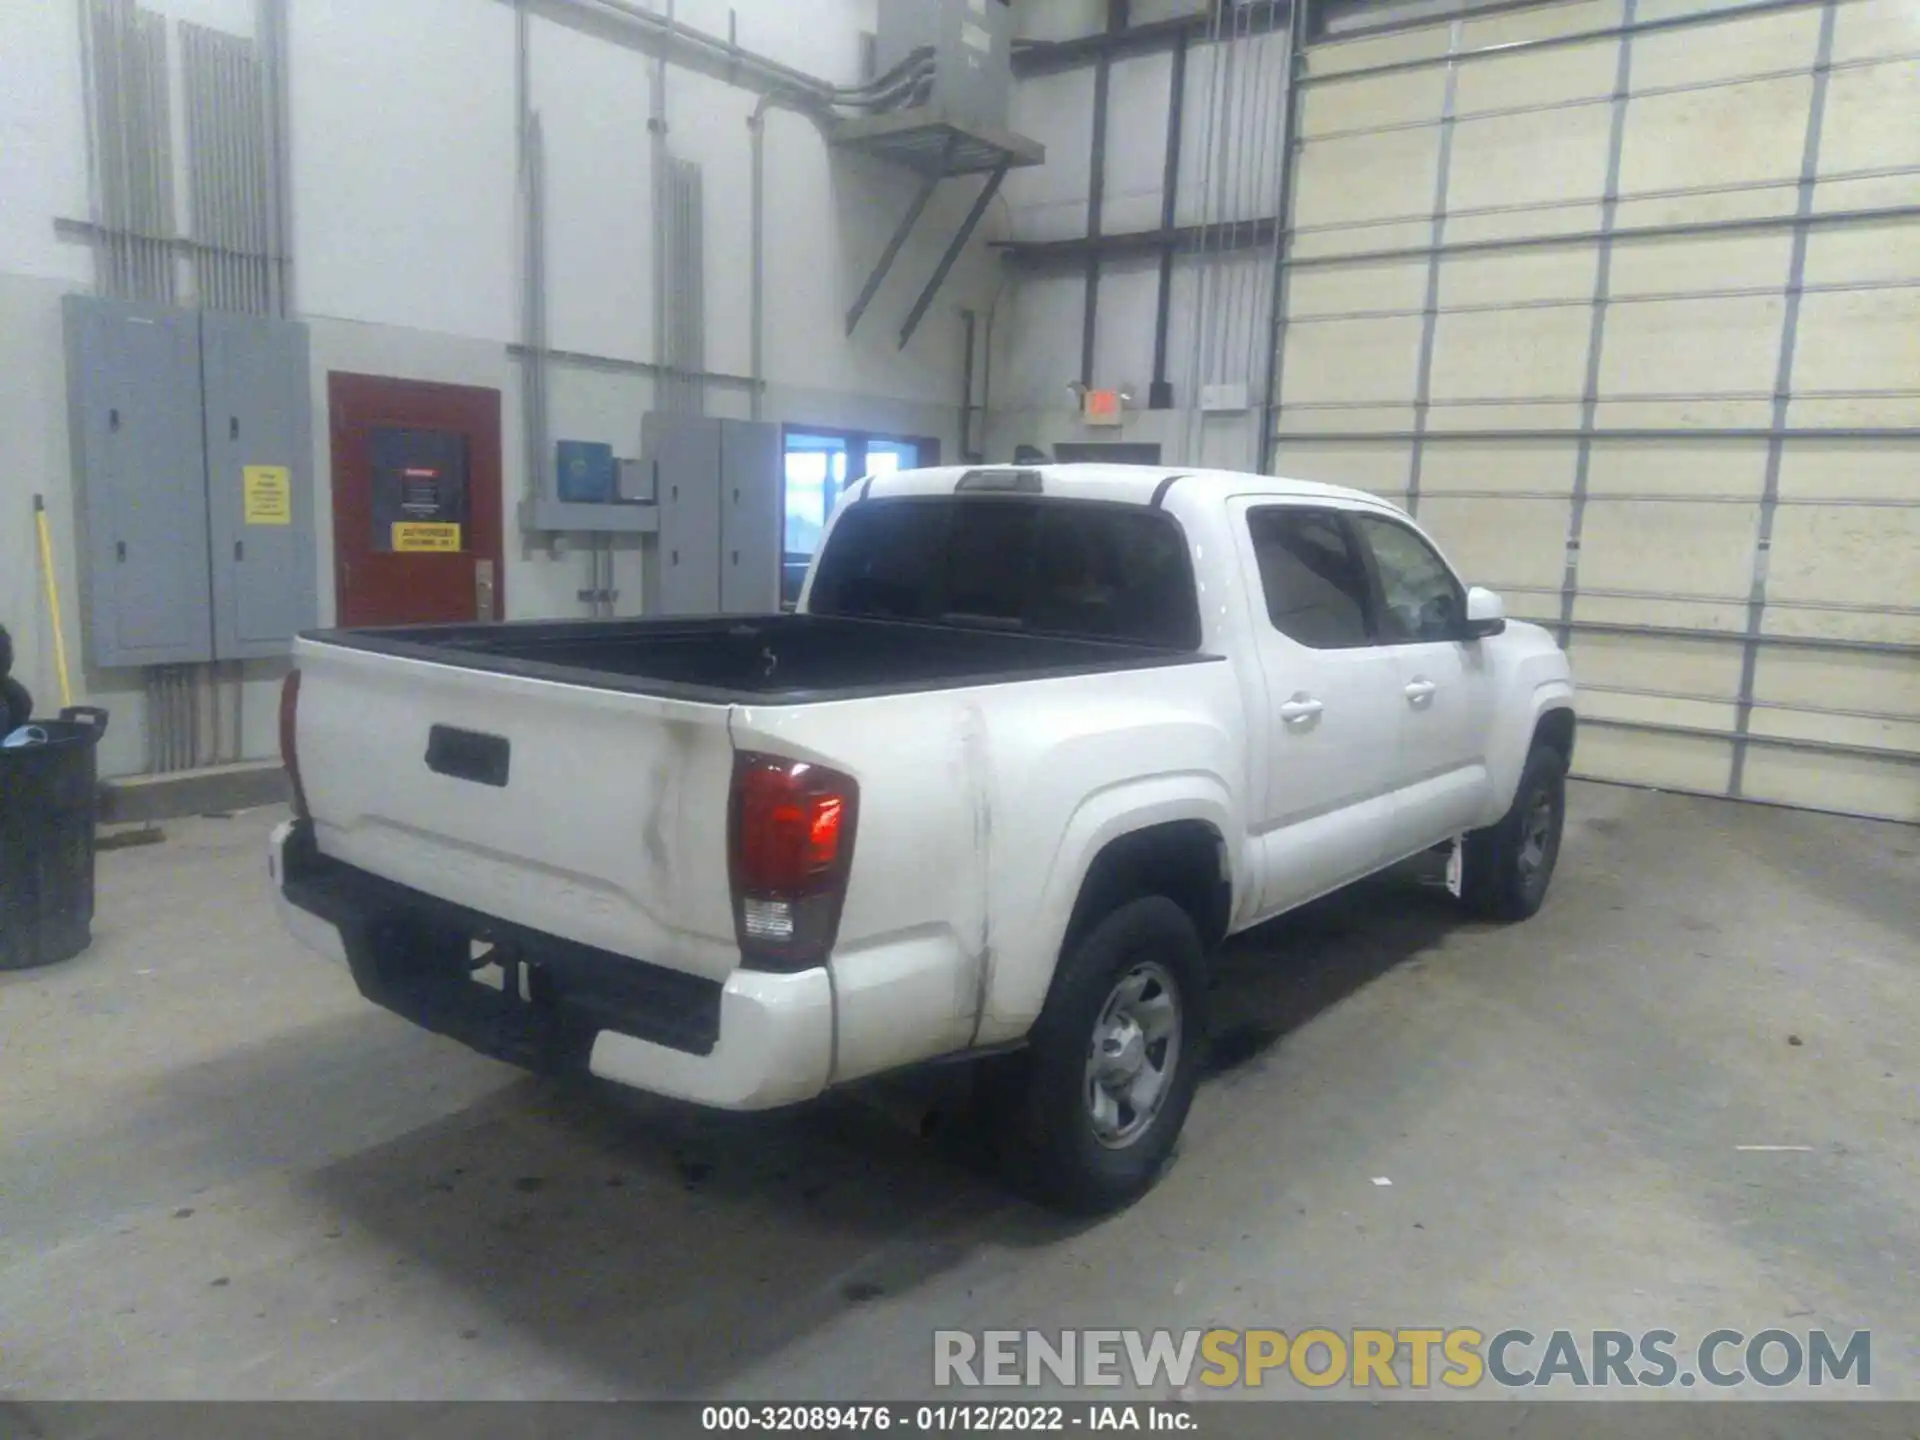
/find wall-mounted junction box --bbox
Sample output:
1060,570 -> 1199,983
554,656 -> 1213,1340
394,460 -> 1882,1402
1201,381 -> 1252,413
519,449 -> 661,533
875,0 -> 1017,134
555,439 -> 617,503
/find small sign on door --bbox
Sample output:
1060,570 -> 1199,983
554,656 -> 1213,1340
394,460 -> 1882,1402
392,522 -> 462,552
243,465 -> 293,526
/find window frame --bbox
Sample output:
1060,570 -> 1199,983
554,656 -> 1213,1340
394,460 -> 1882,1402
1243,502 -> 1381,652
1344,509 -> 1470,648
781,426 -> 940,607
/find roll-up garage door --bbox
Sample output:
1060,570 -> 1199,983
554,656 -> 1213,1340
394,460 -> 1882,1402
1269,0 -> 1919,823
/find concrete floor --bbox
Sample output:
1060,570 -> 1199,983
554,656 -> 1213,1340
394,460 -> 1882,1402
1,782 -> 1915,1405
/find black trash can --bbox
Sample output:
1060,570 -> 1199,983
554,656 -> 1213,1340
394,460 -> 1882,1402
0,706 -> 110,970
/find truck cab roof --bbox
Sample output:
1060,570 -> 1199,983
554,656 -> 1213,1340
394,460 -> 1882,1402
859,462 -> 1405,514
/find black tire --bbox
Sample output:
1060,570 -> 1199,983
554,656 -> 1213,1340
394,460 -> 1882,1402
1459,742 -> 1568,921
997,896 -> 1208,1215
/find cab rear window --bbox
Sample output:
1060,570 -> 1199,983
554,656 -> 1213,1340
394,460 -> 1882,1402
808,497 -> 1202,651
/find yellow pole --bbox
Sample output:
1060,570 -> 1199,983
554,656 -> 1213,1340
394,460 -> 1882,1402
32,495 -> 75,709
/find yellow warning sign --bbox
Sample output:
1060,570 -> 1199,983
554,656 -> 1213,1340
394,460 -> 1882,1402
393,522 -> 462,553
242,465 -> 292,525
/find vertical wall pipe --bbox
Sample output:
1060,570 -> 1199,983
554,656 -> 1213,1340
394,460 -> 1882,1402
1256,0 -> 1304,475
259,0 -> 292,314
1149,30 -> 1188,410
651,1 -> 671,414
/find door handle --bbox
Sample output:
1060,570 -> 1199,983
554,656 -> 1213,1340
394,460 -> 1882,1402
1405,678 -> 1438,707
1278,696 -> 1323,724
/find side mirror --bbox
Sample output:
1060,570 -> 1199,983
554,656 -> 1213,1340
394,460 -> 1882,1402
1463,585 -> 1506,640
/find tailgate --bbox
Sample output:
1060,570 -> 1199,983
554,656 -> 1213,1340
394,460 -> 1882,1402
294,638 -> 742,982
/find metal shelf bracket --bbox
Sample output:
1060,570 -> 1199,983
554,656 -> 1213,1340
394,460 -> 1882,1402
832,107 -> 1042,347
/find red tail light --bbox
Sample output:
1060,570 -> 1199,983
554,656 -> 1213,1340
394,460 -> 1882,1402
279,668 -> 309,820
728,752 -> 859,971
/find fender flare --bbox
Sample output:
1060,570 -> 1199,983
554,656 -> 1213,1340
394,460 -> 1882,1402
1487,680 -> 1578,818
977,771 -> 1239,1040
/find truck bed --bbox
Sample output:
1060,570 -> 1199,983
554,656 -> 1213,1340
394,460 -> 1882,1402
304,613 -> 1218,705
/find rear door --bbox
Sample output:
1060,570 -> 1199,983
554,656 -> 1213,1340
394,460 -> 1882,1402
1347,510 -> 1499,846
1232,501 -> 1405,915
296,640 -> 742,981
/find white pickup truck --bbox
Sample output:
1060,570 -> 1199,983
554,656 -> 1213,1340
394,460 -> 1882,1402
272,464 -> 1576,1212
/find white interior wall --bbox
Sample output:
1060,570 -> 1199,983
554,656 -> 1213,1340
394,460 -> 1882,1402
988,21 -> 1292,469
0,0 -> 999,778
1005,67 -> 1096,243
0,3 -> 92,286
291,0 -> 518,344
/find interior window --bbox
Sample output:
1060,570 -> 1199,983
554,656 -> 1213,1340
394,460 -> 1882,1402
782,429 -> 929,606
1353,514 -> 1463,644
1246,507 -> 1371,649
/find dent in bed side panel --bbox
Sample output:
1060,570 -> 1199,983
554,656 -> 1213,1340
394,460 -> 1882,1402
833,703 -> 994,1083
822,926 -> 984,1082
735,664 -> 1245,1068
731,694 -> 985,1082
960,704 -> 994,1047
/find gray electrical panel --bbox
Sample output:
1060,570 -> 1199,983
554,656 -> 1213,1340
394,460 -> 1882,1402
641,412 -> 782,617
645,414 -> 724,615
62,295 -> 317,669
62,296 -> 215,668
876,0 -> 1015,133
719,420 -> 782,614
202,311 -> 318,660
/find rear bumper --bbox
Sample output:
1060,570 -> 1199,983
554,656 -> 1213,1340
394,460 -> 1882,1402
268,820 -> 832,1110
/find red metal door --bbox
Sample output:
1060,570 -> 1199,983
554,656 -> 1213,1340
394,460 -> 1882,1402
327,373 -> 505,628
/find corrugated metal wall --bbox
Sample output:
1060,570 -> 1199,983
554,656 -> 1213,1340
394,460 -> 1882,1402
1269,0 -> 1918,823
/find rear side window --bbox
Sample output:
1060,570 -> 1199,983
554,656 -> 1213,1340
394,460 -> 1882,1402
808,497 -> 1201,649
1246,506 -> 1372,649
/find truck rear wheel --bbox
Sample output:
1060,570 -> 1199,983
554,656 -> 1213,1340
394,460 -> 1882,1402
1459,742 -> 1567,921
1001,896 -> 1207,1214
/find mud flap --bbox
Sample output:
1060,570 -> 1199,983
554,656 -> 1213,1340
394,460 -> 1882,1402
1445,835 -> 1464,899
